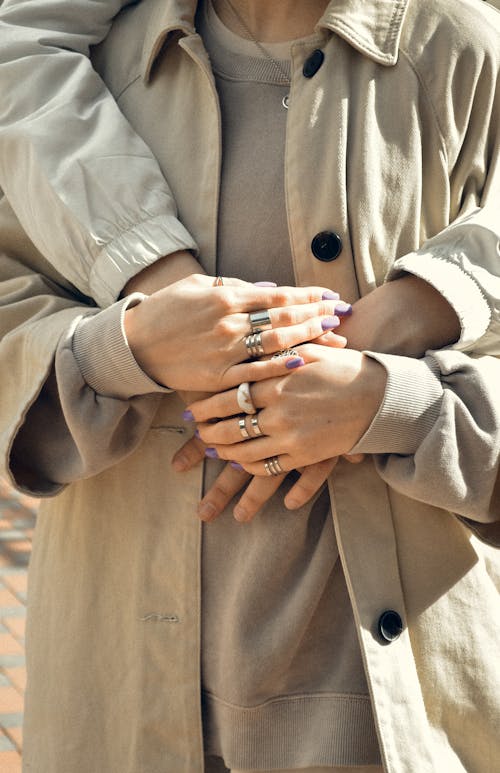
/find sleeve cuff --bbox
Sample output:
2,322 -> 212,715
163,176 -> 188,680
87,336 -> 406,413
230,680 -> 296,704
350,352 -> 443,455
89,214 -> 198,307
72,293 -> 172,399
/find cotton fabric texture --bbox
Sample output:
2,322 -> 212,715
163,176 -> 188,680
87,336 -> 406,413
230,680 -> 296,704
0,1 -> 499,772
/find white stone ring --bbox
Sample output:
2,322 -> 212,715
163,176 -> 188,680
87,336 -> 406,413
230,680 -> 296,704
237,382 -> 257,414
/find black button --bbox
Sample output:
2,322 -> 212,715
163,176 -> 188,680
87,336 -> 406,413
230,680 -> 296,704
378,610 -> 403,643
311,231 -> 343,262
303,49 -> 325,78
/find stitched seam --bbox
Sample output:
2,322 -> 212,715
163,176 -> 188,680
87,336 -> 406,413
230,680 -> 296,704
203,690 -> 372,712
385,0 -> 407,49
398,48 -> 447,157
116,73 -> 142,101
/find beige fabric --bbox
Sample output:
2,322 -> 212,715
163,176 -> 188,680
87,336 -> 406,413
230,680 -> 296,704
232,768 -> 384,773
0,1 -> 499,772
199,6 -> 377,767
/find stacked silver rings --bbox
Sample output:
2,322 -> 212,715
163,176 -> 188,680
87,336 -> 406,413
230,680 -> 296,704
238,413 -> 264,440
264,457 -> 284,476
244,332 -> 265,357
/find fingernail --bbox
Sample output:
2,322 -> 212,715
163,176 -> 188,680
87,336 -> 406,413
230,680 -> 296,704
172,455 -> 188,472
254,281 -> 277,287
321,315 -> 340,331
205,447 -> 218,459
322,290 -> 340,300
198,501 -> 217,521
285,357 -> 305,369
334,301 -> 352,316
230,461 -> 244,471
183,409 -> 195,421
233,505 -> 249,522
194,428 -> 201,438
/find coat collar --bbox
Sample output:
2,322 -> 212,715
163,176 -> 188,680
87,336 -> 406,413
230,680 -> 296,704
141,0 -> 410,80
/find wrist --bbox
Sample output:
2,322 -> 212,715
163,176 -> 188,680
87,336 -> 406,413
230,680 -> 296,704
121,250 -> 203,297
341,275 -> 460,357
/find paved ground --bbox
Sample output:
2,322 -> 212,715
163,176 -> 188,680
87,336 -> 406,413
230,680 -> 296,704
0,479 -> 38,773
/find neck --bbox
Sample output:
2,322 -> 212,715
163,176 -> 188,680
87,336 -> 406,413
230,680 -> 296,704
213,0 -> 329,42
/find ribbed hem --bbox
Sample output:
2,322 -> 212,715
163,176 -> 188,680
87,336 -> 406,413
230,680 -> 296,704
72,293 -> 172,399
89,213 -> 198,307
351,352 -> 443,455
203,691 -> 381,769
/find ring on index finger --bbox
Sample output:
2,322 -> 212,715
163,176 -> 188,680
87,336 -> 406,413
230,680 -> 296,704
249,309 -> 272,333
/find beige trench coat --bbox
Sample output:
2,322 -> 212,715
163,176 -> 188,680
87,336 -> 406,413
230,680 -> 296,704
0,0 -> 500,771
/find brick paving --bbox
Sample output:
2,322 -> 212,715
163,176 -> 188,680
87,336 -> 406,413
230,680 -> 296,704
0,479 -> 38,773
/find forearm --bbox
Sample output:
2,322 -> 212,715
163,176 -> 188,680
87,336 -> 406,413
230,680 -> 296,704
340,274 -> 461,357
122,250 -> 204,296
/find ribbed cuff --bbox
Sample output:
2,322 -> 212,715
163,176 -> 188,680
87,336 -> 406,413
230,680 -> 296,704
350,352 -> 443,455
72,293 -> 172,399
389,251 -> 490,349
89,214 -> 198,306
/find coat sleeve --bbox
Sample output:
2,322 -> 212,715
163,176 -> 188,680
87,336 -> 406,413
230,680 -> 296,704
351,349 -> 500,526
0,0 -> 198,308
351,9 -> 500,528
391,4 -> 500,356
0,200 -> 169,497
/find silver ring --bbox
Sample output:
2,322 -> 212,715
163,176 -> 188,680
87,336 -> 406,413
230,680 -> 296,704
238,417 -> 250,439
249,309 -> 272,333
237,382 -> 256,414
213,276 -> 224,286
264,456 -> 284,476
272,348 -> 299,359
244,332 -> 265,358
250,415 -> 263,437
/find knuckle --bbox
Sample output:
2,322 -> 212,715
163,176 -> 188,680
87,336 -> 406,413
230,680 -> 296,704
271,290 -> 290,308
214,316 -> 236,339
210,482 -> 233,501
271,329 -> 288,351
275,308 -> 296,327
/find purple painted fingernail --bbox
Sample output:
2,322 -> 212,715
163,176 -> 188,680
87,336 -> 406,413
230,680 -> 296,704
322,290 -> 340,300
286,357 -> 305,369
205,447 -> 218,459
194,428 -> 201,439
230,461 -> 244,471
183,409 -> 195,421
321,315 -> 340,331
334,301 -> 352,316
254,281 -> 277,287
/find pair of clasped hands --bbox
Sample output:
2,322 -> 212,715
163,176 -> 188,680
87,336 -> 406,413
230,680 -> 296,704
124,250 -> 460,523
